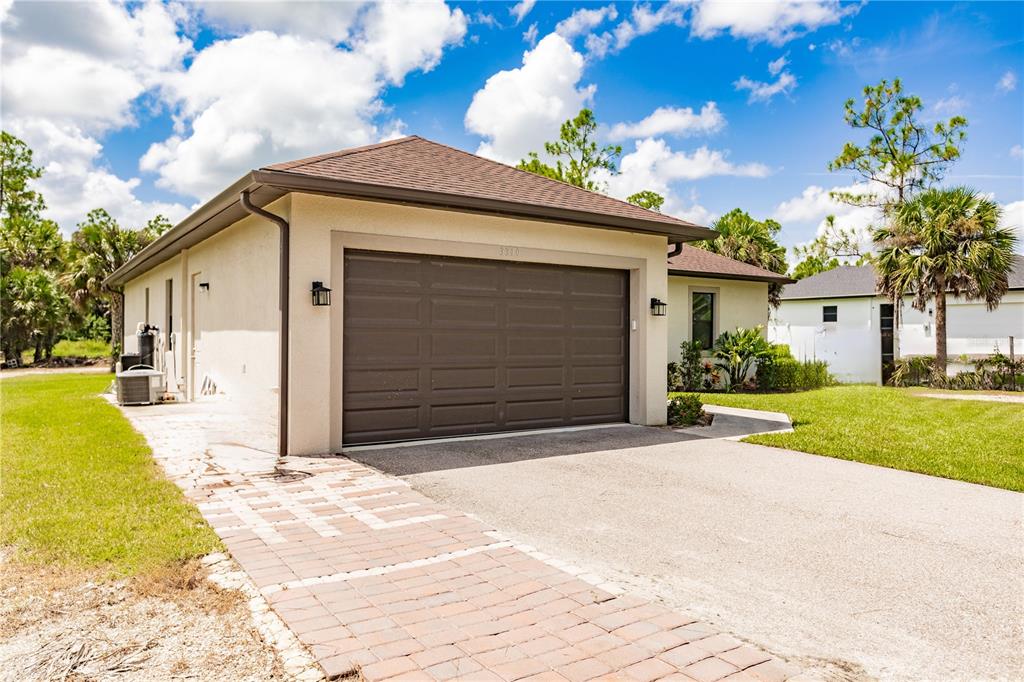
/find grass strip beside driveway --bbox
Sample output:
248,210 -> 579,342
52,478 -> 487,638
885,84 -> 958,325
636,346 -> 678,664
1,373 -> 220,576
685,385 -> 1024,492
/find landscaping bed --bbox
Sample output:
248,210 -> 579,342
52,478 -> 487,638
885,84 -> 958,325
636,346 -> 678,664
687,385 -> 1024,492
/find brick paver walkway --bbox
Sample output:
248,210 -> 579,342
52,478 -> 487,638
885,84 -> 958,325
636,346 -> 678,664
121,399 -> 802,682
188,453 -> 801,682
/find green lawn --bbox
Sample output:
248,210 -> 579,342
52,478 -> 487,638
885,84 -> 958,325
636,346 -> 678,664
0,374 -> 219,576
19,338 -> 110,365
683,385 -> 1024,492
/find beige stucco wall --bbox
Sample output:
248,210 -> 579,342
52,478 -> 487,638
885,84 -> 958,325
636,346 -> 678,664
666,275 -> 769,362
126,192 -> 671,456
123,197 -> 287,451
289,192 -> 670,454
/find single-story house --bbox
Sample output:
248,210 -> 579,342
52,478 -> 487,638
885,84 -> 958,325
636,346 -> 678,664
108,136 -> 776,454
667,245 -> 792,355
769,260 -> 1024,384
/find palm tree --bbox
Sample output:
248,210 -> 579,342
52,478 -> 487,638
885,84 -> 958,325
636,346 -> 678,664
63,209 -> 149,358
874,187 -> 1018,375
698,209 -> 789,306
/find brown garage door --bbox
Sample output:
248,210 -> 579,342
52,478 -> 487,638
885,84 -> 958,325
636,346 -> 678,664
342,250 -> 628,445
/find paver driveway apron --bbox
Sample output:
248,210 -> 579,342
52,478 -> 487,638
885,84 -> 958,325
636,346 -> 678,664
121,400 -> 802,682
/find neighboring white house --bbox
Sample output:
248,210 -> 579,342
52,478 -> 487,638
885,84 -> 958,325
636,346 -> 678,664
769,260 -> 1024,384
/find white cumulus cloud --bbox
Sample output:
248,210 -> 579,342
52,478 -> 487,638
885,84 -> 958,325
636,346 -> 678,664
690,0 -> 860,45
465,33 -> 595,165
196,1 -> 368,42
596,139 -> 766,225
735,71 -> 797,103
607,103 -> 725,141
143,0 -> 466,200
1,0 -> 192,231
1001,200 -> 1024,250
1011,144 -> 1024,160
555,5 -> 618,40
584,2 -> 686,58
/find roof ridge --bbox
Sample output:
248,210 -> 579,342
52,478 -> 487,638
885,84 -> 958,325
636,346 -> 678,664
266,136 -> 420,172
408,137 -> 702,229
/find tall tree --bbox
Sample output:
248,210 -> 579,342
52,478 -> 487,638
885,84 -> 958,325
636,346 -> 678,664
698,209 -> 789,306
874,187 -> 1017,375
1,131 -> 45,222
791,215 -> 872,280
0,131 -> 69,363
518,109 -> 665,207
829,78 -> 967,208
626,190 -> 665,211
63,209 -> 150,358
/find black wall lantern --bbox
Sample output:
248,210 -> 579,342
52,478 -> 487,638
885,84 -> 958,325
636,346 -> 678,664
198,282 -> 210,292
650,297 -> 667,316
311,281 -> 332,306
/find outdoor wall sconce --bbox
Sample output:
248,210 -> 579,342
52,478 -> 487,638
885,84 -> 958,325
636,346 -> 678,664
650,297 -> 667,316
198,282 -> 210,292
311,281 -> 332,306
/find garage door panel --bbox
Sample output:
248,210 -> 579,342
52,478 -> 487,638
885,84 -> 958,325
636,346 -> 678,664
506,302 -> 565,328
572,365 -> 624,386
343,250 -> 627,444
572,336 -> 626,358
345,368 -> 420,394
430,402 -> 498,429
345,252 -> 423,289
572,305 -> 626,329
344,405 -> 420,437
431,298 -> 499,327
507,366 -> 565,389
505,399 -> 567,426
505,266 -> 564,295
430,367 -> 498,391
430,332 -> 498,359
429,260 -> 500,292
345,330 -> 420,361
506,335 -> 566,360
569,269 -> 626,297
346,293 -> 422,326
571,395 -> 626,419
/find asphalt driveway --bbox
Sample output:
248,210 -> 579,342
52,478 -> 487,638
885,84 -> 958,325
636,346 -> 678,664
351,425 -> 1024,681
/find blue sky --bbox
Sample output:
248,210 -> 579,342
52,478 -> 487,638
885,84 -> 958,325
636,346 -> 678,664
2,1 -> 1021,255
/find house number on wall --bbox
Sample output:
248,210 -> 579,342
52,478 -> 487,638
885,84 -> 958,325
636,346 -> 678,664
498,246 -> 520,257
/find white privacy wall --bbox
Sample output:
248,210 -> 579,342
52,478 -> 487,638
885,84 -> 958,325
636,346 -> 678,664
769,291 -> 1024,384
769,297 -> 883,384
898,291 -> 1024,358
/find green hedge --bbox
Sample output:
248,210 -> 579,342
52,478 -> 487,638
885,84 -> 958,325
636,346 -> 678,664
757,349 -> 833,392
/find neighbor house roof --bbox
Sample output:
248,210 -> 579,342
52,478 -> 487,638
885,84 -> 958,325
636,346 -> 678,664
780,256 -> 1024,300
107,136 -> 716,286
667,245 -> 794,284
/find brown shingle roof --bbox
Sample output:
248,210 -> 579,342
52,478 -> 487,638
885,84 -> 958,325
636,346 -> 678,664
668,245 -> 794,284
263,136 -> 709,236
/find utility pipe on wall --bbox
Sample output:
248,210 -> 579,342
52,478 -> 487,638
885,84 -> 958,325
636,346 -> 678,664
240,190 -> 290,457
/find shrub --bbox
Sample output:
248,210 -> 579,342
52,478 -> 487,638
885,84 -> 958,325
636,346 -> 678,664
712,327 -> 772,390
667,393 -> 704,426
667,361 -> 682,390
757,343 -> 833,391
889,356 -> 934,387
678,340 -> 704,391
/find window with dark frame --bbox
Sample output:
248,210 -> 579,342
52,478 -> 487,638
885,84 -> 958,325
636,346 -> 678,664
692,292 -> 715,350
823,305 -> 838,322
